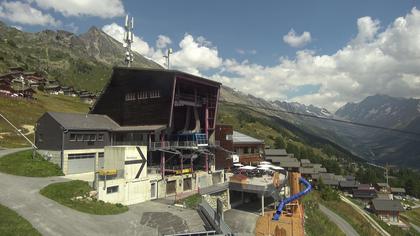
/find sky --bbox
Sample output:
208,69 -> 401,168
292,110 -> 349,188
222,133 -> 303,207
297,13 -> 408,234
0,0 -> 420,111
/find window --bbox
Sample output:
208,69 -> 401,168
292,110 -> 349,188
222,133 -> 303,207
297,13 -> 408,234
125,92 -> 136,101
149,90 -> 160,98
137,91 -> 148,100
225,134 -> 233,141
89,134 -> 96,141
68,153 -> 95,160
69,133 -> 76,141
97,134 -> 104,141
98,152 -> 104,158
76,134 -> 84,141
244,147 -> 249,154
83,134 -> 90,141
107,186 -> 119,194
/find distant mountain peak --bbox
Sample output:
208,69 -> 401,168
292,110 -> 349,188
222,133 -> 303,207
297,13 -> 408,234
336,94 -> 420,128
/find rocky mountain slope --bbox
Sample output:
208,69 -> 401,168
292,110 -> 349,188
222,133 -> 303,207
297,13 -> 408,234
0,22 -> 161,91
333,95 -> 420,167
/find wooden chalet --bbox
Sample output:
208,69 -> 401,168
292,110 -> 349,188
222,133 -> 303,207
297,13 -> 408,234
214,124 -> 234,170
91,67 -> 221,176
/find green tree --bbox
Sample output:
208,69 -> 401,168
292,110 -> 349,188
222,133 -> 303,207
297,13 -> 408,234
274,136 -> 286,149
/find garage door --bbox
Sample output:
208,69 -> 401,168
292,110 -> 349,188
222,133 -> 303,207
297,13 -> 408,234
67,153 -> 95,174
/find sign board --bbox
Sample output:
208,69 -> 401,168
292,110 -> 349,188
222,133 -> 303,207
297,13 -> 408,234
232,154 -> 239,163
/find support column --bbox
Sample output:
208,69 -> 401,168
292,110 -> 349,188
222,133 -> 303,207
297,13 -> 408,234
261,196 -> 265,216
204,103 -> 209,172
160,133 -> 165,179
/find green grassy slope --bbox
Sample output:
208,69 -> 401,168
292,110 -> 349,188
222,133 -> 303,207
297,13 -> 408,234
0,92 -> 89,148
0,150 -> 63,176
0,204 -> 41,236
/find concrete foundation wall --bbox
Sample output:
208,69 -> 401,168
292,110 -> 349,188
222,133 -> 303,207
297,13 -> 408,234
37,150 -> 61,168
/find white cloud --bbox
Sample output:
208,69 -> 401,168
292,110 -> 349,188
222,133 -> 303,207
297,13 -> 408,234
156,35 -> 171,49
351,16 -> 380,45
32,0 -> 125,18
219,8 -> 420,111
0,1 -> 60,26
102,23 -> 151,55
283,29 -> 312,48
170,34 -> 222,74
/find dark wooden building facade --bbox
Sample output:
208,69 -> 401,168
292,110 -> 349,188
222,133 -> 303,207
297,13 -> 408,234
91,67 -> 221,175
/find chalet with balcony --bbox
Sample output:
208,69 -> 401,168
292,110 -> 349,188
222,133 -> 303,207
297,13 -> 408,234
371,199 -> 405,223
231,131 -> 264,165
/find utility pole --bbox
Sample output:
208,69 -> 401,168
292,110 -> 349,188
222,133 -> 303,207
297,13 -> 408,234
124,15 -> 134,67
163,48 -> 173,69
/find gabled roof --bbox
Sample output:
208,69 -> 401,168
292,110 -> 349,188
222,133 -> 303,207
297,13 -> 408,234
353,189 -> 377,199
376,183 -> 390,188
339,180 -> 360,188
45,112 -> 166,132
232,131 -> 264,144
47,112 -> 119,131
264,149 -> 288,156
372,199 -> 405,212
390,187 -> 406,193
300,159 -> 311,164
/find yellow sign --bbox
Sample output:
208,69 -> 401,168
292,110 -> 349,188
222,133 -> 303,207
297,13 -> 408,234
98,169 -> 117,176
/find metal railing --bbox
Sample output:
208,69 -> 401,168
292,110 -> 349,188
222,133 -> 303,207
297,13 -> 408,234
198,199 -> 234,235
149,140 -> 208,151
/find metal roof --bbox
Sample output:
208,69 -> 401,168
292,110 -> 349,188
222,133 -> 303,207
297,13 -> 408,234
339,180 -> 360,188
47,112 -> 164,132
390,187 -> 406,193
372,199 -> 405,212
232,131 -> 264,144
353,189 -> 377,199
48,112 -> 119,130
264,149 -> 288,156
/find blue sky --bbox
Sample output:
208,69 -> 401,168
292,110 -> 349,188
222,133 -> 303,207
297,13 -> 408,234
1,0 -> 420,110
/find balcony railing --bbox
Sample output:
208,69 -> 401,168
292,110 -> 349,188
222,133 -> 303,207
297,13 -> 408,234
149,140 -> 208,151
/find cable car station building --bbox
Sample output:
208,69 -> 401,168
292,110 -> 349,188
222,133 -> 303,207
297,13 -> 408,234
35,67 -> 226,204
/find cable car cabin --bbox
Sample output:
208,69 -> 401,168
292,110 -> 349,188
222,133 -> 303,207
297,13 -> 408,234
91,67 -> 221,175
172,133 -> 208,148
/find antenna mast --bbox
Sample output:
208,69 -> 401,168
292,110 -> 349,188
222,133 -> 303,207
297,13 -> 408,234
124,15 -> 134,67
163,48 -> 173,69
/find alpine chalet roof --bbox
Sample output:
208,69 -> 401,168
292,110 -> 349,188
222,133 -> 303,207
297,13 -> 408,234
48,112 -> 119,130
112,67 -> 222,87
264,149 -> 288,156
372,199 -> 405,212
47,112 -> 164,131
232,131 -> 264,144
390,187 -> 406,193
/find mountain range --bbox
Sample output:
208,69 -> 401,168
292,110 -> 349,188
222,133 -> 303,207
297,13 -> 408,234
1,22 -> 419,168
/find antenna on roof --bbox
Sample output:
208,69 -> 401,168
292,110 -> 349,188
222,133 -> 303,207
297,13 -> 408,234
124,14 -> 134,67
163,48 -> 173,69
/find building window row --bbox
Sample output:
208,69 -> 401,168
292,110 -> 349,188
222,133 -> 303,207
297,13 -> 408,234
125,90 -> 161,101
68,153 -> 96,160
69,133 -> 104,142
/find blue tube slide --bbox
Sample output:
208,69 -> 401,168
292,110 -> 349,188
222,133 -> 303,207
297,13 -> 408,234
272,177 -> 312,221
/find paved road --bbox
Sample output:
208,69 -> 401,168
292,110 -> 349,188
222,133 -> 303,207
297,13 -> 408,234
0,149 -> 206,236
319,204 -> 359,236
340,196 -> 391,236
